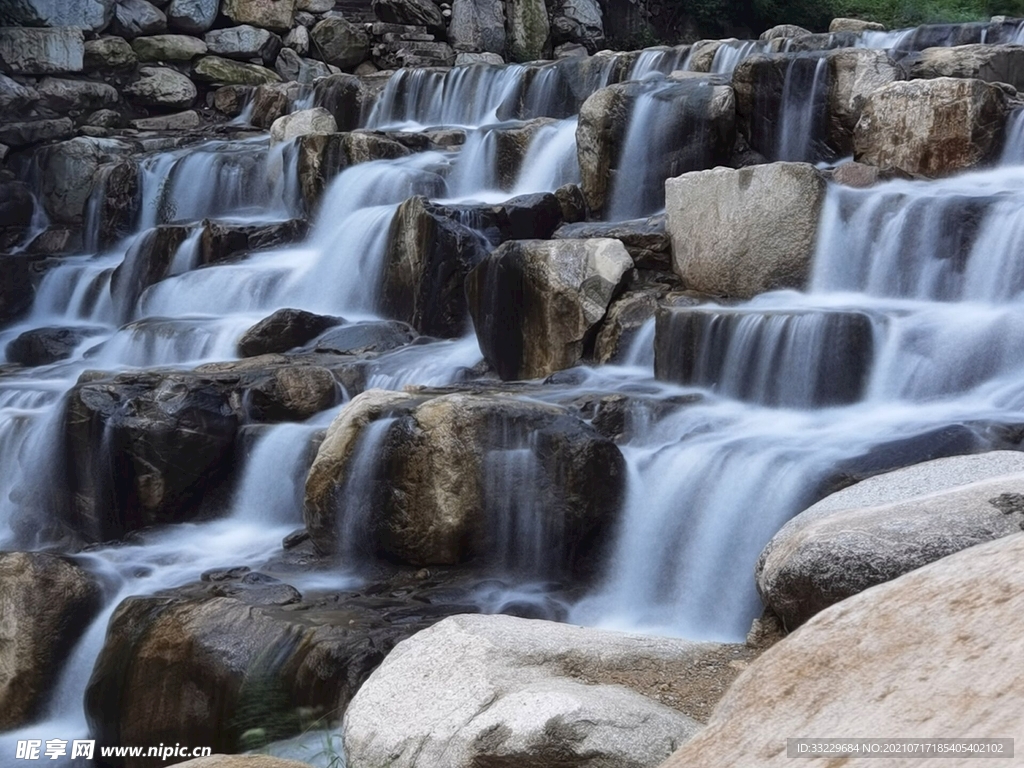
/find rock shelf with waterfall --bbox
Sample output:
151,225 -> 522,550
3,2 -> 1024,767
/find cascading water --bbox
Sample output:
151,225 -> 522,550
775,54 -> 830,162
7,21 -> 1024,763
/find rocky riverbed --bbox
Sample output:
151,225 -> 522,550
3,1 -> 1024,767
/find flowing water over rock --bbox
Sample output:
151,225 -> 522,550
4,20 -> 1024,766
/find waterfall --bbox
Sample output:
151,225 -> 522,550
775,54 -> 830,162
335,417 -> 398,565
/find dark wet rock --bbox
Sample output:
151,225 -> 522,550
85,36 -> 139,70
110,224 -> 193,321
302,320 -> 418,355
311,16 -> 370,70
110,0 -> 168,40
0,27 -> 85,75
296,131 -> 411,211
372,0 -> 445,37
6,326 -> 105,366
199,218 -> 310,266
0,254 -> 36,324
237,308 -> 344,357
554,215 -> 670,272
0,117 -> 75,148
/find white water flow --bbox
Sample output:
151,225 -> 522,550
776,54 -> 829,162
6,32 -> 1024,756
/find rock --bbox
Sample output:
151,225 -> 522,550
205,25 -> 282,65
245,365 -> 338,422
222,0 -> 296,32
827,48 -> 901,154
654,306 -> 875,406
665,163 -> 827,299
0,255 -> 35,323
172,758 -> 313,768
554,182 -> 586,222
372,0 -> 445,36
37,77 -> 119,112
110,224 -> 193,317
576,78 -> 735,215
283,24 -> 309,55
199,218 -> 309,264
297,0 -> 333,9
0,73 -> 38,116
593,289 -> 661,363
0,0 -> 115,33
550,0 -> 603,51
212,84 -> 252,116
449,0 -> 505,54
661,532 -> 1024,768
296,131 -> 410,210
310,16 -> 370,69
110,0 -> 168,39
0,181 -> 34,232
467,238 -> 632,380
455,51 -> 504,65
6,326 -> 104,366
344,615 -> 756,768
237,308 -> 342,357
506,0 -> 549,62
247,81 -> 302,126
125,65 -> 197,107
0,552 -> 102,731
36,136 -> 135,224
269,106 -> 337,144
757,452 -> 1024,629
302,320 -> 418,354
759,23 -> 811,40
830,160 -> 880,187
85,573 -> 458,766
85,35 -> 138,69
854,77 -> 1009,178
554,214 -> 670,271
130,109 -> 201,129
909,43 -> 1024,91
132,33 -> 208,61
305,390 -> 625,570
167,0 -> 219,34
0,27 -> 85,75
310,73 -> 369,130
373,40 -> 455,69
555,41 -> 588,57
63,367 -> 240,541
0,117 -> 74,148
193,55 -> 283,86
274,47 -> 310,81
829,17 -> 885,33
684,39 -> 723,72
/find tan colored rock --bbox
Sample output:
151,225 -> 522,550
757,452 -> 1024,628
685,39 -> 725,72
829,17 -> 885,33
854,77 -> 1009,178
910,43 -> 1024,91
660,532 -> 1024,768
269,106 -> 337,145
827,48 -> 901,151
296,131 -> 410,210
345,614 -> 758,768
467,238 -> 633,380
759,24 -> 810,41
0,552 -> 102,730
304,390 -> 625,571
666,162 -> 827,299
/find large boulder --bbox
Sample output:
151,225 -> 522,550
660,532 -> 1024,768
372,39 -> 455,69
310,16 -> 370,69
0,552 -> 102,731
654,306 -> 875,407
312,73 -> 376,131
827,48 -> 902,154
829,17 -> 885,33
372,0 -> 445,36
0,0 -> 114,31
132,34 -> 208,61
37,77 -> 119,112
6,326 -> 104,366
110,0 -> 168,39
449,0 -> 505,54
466,238 -> 632,380
550,0 -> 603,51
167,0 -> 219,34
269,106 -> 337,144
237,308 -> 342,357
222,0 -> 295,32
665,163 -> 827,299
577,78 -> 735,216
757,452 -> 1024,629
0,117 -> 74,147
125,65 -> 197,107
0,26 -> 85,74
198,218 -> 309,265
506,0 -> 549,62
553,215 -> 670,271
295,131 -> 410,210
193,55 -> 282,86
854,77 -> 1009,178
345,614 -> 757,768
760,23 -> 810,40
304,389 -> 625,572
85,572 -> 462,768
205,25 -> 282,65
909,43 -> 1024,91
